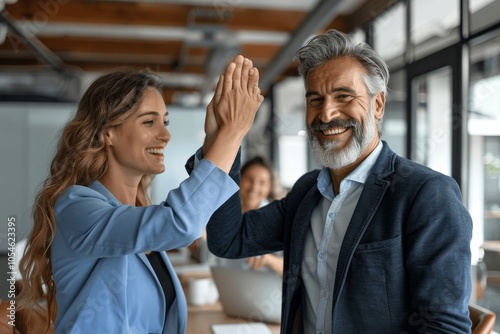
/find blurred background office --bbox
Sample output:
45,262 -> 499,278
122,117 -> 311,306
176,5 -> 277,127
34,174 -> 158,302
0,0 -> 499,331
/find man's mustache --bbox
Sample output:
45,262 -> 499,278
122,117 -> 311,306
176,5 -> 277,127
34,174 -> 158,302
310,118 -> 359,132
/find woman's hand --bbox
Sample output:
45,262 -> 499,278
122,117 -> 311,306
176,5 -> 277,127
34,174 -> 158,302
247,255 -> 267,270
247,254 -> 284,277
214,55 -> 263,136
203,55 -> 263,172
203,73 -> 224,155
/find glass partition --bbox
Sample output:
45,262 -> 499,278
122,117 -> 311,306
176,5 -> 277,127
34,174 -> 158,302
468,33 -> 500,264
374,1 -> 406,68
470,0 -> 500,34
410,0 -> 460,59
383,70 -> 407,156
412,67 -> 453,176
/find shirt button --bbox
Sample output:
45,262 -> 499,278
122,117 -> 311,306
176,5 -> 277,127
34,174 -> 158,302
318,253 -> 325,260
322,290 -> 328,297
328,212 -> 334,218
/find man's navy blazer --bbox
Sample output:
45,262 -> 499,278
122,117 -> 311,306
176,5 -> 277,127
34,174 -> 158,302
205,141 -> 473,334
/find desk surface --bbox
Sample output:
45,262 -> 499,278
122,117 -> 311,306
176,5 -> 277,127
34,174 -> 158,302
177,268 -> 281,334
482,240 -> 500,252
187,302 -> 280,334
485,210 -> 500,219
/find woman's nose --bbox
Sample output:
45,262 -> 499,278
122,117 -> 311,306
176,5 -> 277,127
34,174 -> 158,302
158,124 -> 171,143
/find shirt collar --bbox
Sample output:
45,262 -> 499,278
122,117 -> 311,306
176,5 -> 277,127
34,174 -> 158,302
316,140 -> 383,199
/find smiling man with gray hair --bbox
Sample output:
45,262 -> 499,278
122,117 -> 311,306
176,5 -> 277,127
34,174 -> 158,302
203,29 -> 473,334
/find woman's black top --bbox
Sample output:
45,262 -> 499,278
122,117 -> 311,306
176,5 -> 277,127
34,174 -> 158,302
146,251 -> 176,316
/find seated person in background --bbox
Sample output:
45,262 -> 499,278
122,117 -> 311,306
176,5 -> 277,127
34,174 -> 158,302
188,156 -> 285,277
239,156 -> 284,276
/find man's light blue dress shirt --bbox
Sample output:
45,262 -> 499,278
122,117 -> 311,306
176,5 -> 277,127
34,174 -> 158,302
302,141 -> 383,334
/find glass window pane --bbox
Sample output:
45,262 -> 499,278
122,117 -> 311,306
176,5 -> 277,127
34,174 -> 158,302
468,33 -> 500,267
469,33 -> 500,123
383,70 -> 407,157
274,77 -> 308,188
410,0 -> 460,59
412,67 -> 452,176
483,138 -> 500,240
374,2 -> 406,66
351,27 -> 366,44
470,0 -> 500,34
278,135 -> 308,189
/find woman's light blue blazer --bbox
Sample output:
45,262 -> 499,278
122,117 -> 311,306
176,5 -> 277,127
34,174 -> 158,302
51,158 -> 238,334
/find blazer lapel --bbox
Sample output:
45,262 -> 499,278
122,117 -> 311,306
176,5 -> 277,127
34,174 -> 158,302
138,252 -> 154,271
138,253 -> 167,309
288,185 -> 322,291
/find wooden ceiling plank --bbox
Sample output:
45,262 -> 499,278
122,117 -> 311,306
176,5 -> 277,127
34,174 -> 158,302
4,0 -> 307,32
40,37 -> 183,55
5,1 -> 189,27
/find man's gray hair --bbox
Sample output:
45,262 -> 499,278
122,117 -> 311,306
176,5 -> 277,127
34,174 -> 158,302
295,29 -> 389,97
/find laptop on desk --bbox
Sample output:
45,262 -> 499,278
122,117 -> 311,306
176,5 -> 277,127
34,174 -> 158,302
210,266 -> 282,324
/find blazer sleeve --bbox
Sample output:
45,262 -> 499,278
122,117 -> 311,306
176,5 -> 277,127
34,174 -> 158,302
206,165 -> 321,259
404,174 -> 472,333
54,159 -> 238,258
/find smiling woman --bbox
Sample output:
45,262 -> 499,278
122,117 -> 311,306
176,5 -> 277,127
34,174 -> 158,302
99,87 -> 172,205
16,55 -> 263,334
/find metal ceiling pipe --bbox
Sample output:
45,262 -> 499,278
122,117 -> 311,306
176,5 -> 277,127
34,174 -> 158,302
0,9 -> 66,73
259,0 -> 344,92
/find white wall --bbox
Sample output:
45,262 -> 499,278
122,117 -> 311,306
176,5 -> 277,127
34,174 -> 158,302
150,106 -> 206,204
0,103 -> 76,251
0,102 -> 208,298
0,103 -> 208,251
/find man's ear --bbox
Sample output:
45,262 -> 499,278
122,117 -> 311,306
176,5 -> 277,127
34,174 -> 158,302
374,92 -> 385,120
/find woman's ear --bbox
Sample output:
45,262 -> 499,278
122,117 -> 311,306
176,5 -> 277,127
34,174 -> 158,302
104,128 -> 114,146
374,92 -> 385,120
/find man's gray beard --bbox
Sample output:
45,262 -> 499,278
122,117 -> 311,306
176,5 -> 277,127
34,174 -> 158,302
308,107 -> 376,170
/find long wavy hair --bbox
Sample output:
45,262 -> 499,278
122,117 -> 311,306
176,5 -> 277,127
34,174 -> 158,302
17,68 -> 163,332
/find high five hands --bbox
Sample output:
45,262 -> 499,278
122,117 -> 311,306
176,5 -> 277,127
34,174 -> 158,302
203,55 -> 264,172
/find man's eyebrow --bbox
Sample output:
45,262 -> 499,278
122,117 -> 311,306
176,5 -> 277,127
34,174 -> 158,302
306,86 -> 356,98
305,91 -> 320,98
331,86 -> 356,94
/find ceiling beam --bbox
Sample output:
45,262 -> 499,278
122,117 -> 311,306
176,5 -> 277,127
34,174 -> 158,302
0,9 -> 66,73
